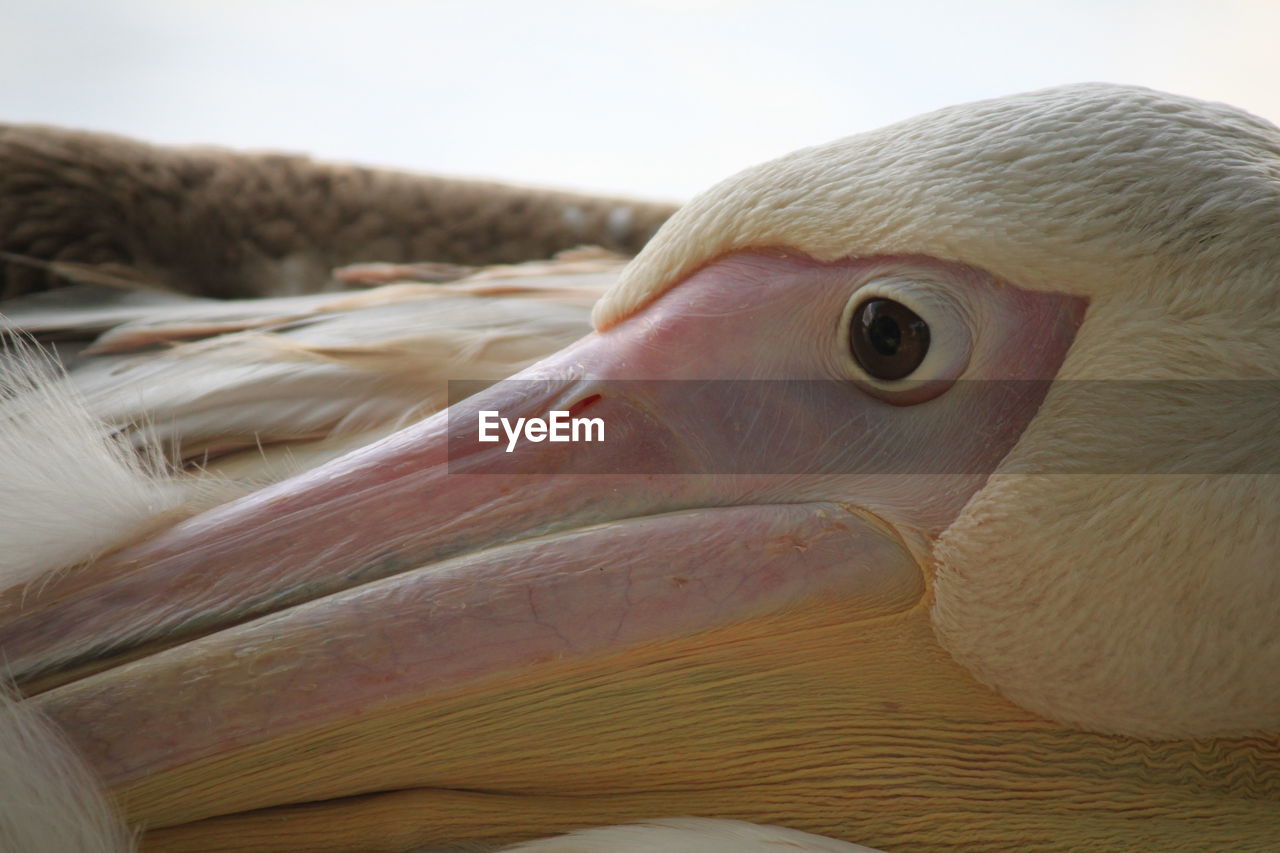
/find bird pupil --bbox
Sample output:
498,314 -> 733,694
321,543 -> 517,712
869,315 -> 901,355
849,297 -> 930,381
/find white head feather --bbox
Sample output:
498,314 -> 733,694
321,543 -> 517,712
596,83 -> 1280,738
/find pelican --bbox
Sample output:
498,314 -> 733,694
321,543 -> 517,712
0,83 -> 1276,853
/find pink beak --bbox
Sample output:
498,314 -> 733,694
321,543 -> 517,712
4,252 -> 1083,809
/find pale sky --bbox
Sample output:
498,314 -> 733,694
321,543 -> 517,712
2,0 -> 1276,200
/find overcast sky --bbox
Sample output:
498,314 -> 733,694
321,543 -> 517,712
2,0 -> 1276,200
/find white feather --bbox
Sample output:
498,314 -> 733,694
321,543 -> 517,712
3,264 -> 609,485
0,686 -> 133,853
0,334 -> 188,589
498,819 -> 881,852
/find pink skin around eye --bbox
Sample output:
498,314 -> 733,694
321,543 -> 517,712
14,250 -> 1085,792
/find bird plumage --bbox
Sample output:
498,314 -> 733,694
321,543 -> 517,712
0,83 -> 1276,853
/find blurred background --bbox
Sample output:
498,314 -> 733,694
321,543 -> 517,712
2,0 -> 1276,201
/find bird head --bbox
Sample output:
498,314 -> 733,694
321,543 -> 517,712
6,83 -> 1277,850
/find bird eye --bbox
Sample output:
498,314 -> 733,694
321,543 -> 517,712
849,298 -> 930,381
839,272 -> 974,405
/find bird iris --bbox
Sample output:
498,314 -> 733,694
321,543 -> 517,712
850,298 -> 930,380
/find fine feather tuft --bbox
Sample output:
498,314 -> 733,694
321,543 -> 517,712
0,686 -> 134,853
0,333 -> 188,590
